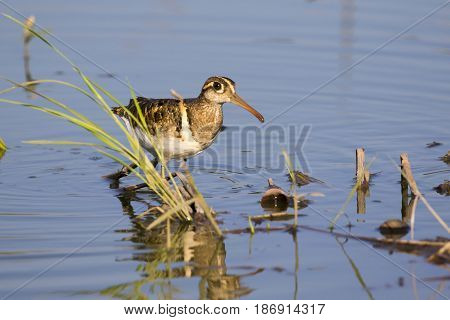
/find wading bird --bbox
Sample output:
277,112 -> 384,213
106,76 -> 264,180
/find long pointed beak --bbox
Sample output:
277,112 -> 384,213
230,93 -> 264,123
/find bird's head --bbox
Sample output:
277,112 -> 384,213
200,76 -> 264,123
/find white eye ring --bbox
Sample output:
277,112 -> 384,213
213,82 -> 222,91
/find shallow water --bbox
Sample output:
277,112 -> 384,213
0,0 -> 449,299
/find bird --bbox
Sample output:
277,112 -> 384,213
106,76 -> 264,180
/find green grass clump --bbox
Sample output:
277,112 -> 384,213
0,14 -> 220,235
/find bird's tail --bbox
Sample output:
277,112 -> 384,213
111,106 -> 124,116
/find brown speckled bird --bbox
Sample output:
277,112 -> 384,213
108,76 -> 264,179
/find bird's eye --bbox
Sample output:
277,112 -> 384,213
213,82 -> 222,91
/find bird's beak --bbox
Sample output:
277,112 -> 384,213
230,93 -> 264,123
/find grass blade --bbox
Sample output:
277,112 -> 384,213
0,137 -> 6,152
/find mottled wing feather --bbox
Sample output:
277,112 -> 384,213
112,97 -> 182,136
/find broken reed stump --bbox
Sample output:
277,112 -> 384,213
400,153 -> 419,238
401,169 -> 410,220
400,153 -> 419,196
356,148 -> 370,188
400,154 -> 418,223
399,153 -> 449,235
356,148 -> 370,214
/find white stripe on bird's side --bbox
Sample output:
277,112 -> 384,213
121,117 -> 202,160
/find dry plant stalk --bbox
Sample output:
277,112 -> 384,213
356,148 -> 370,187
329,151 -> 375,229
398,153 -> 449,234
427,242 -> 450,265
356,148 -> 370,214
250,212 -> 296,222
248,216 -> 255,234
400,153 -> 418,195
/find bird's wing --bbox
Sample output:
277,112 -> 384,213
112,97 -> 183,136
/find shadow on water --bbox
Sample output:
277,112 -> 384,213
96,193 -> 262,300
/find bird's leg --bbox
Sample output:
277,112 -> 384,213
105,156 -> 158,180
104,163 -> 138,180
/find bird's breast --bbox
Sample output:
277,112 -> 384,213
186,103 -> 223,146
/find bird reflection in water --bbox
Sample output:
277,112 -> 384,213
99,193 -> 261,299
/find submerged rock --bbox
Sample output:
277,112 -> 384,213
434,180 -> 450,196
379,219 -> 410,239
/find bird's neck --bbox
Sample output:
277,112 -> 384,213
186,97 -> 223,144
